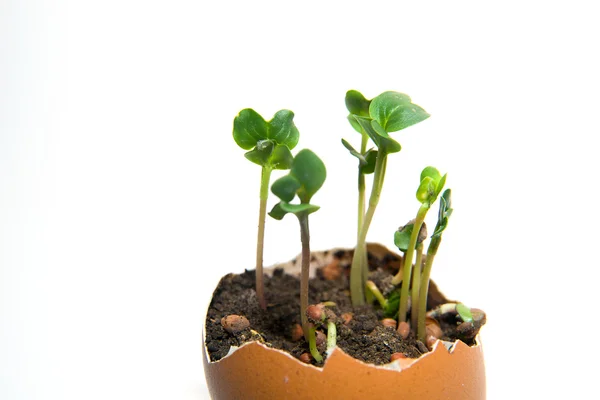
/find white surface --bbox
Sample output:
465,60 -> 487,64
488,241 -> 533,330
1,1 -> 599,399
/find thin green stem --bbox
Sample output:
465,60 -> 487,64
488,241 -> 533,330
308,325 -> 323,363
357,132 -> 368,241
417,237 -> 440,342
410,243 -> 424,331
326,321 -> 337,353
299,215 -> 311,340
255,166 -> 272,310
365,280 -> 388,309
394,205 -> 429,322
350,153 -> 388,306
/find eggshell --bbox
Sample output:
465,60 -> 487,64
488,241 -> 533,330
203,245 -> 486,399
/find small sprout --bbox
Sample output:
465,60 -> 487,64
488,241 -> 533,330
346,90 -> 430,306
291,324 -> 304,342
307,324 -> 324,363
390,352 -> 407,362
269,149 -> 326,340
381,318 -> 396,329
366,280 -> 388,309
298,353 -> 312,364
233,108 -> 299,310
221,315 -> 250,335
393,167 -> 447,329
456,303 -> 474,323
397,321 -> 411,340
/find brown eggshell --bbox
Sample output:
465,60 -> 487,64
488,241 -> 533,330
203,245 -> 486,399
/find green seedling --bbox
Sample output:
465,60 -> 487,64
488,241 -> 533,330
307,325 -> 324,363
306,303 -> 338,357
365,280 -> 388,309
269,149 -> 326,340
392,167 -> 446,327
345,91 -> 430,306
416,189 -> 453,342
233,109 -> 299,310
394,220 -> 428,331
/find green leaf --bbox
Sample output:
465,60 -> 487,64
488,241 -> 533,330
268,144 -> 294,170
416,176 -> 436,205
291,149 -> 327,203
279,202 -> 320,215
394,221 -> 427,252
420,166 -> 442,183
268,202 -> 288,220
360,149 -> 377,174
432,189 -> 453,237
268,110 -> 299,149
347,114 -> 363,133
369,91 -> 430,132
456,303 -> 473,323
243,140 -> 274,166
271,174 -> 301,202
436,174 -> 447,197
352,116 -> 401,155
233,109 -> 268,150
383,290 -> 400,318
345,90 -> 371,117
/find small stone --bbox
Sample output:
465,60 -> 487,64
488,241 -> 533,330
397,321 -> 410,339
298,353 -> 312,364
290,324 -> 304,341
381,318 -> 396,329
390,352 -> 407,362
221,315 -> 250,334
306,304 -> 324,322
426,335 -> 438,350
315,330 -> 326,346
341,313 -> 353,325
425,317 -> 443,339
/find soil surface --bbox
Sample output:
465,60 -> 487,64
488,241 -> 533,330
205,246 -> 484,366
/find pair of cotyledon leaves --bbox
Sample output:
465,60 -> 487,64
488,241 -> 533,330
269,149 -> 326,220
394,167 -> 452,251
343,90 -> 430,163
233,109 -> 299,170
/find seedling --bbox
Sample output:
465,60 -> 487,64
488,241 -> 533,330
306,303 -> 338,358
416,189 -> 453,342
233,109 -> 300,309
343,91 -> 430,306
391,167 -> 446,329
269,149 -> 326,339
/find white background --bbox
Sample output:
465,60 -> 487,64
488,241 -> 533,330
2,1 -> 599,399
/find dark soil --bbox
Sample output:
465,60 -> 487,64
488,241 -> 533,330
205,247 -> 484,366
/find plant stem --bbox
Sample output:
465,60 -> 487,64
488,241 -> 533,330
308,325 -> 323,363
417,237 -> 441,342
255,166 -> 272,310
299,214 -> 311,340
365,280 -> 388,309
357,132 -> 368,241
410,243 -> 424,331
350,153 -> 387,306
326,321 -> 337,354
394,205 -> 428,322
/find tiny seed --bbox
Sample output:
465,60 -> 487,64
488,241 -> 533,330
315,330 -> 326,346
425,317 -> 443,339
390,352 -> 407,361
306,304 -> 324,322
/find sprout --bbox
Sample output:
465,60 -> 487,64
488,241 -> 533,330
269,149 -> 326,340
416,189 -> 453,342
344,91 -> 430,306
233,109 -> 299,309
392,167 -> 446,329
